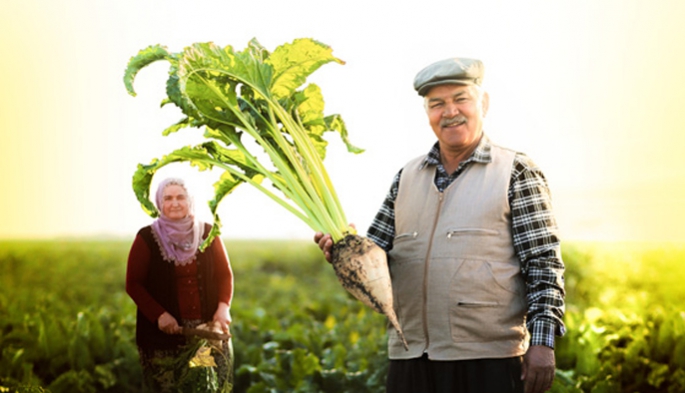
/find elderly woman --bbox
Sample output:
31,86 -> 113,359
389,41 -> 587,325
126,177 -> 234,392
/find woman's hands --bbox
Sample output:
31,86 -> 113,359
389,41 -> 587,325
212,302 -> 232,333
158,302 -> 231,335
158,311 -> 182,334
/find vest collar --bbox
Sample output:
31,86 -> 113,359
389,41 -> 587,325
419,133 -> 493,170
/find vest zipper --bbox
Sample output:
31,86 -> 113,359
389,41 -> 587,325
422,191 -> 445,352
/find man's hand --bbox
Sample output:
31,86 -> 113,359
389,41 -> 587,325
314,224 -> 355,263
157,311 -> 182,335
522,345 -> 555,393
313,232 -> 334,263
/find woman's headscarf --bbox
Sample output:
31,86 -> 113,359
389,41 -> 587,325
150,177 -> 204,266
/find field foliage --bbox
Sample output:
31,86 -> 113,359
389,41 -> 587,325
1,239 -> 684,392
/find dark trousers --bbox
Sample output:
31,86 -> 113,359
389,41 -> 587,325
386,354 -> 524,393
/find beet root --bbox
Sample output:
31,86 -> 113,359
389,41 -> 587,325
331,233 -> 408,350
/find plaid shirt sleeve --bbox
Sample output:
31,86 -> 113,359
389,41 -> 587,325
509,153 -> 566,348
366,170 -> 401,253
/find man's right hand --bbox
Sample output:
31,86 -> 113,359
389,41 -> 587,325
314,232 -> 334,263
522,345 -> 555,393
158,311 -> 182,334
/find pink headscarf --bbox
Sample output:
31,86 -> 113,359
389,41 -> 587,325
150,178 -> 204,266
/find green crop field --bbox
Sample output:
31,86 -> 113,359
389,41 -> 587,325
1,239 -> 684,392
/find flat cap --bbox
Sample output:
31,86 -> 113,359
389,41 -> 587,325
413,57 -> 484,96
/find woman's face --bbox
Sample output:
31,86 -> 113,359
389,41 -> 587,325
161,184 -> 190,220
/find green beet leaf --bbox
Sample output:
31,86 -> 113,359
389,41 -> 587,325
125,38 -> 363,249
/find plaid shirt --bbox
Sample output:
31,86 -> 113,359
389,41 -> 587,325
367,135 -> 566,349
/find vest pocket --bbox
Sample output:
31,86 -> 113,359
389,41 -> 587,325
448,259 -> 526,343
445,228 -> 499,239
391,231 -> 421,260
456,301 -> 499,307
394,231 -> 419,244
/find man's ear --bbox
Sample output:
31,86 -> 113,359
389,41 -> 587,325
482,91 -> 490,117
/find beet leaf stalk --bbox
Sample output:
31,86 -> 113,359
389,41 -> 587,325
124,38 -> 362,246
124,38 -> 408,350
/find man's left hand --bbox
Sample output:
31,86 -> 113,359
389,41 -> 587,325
521,345 -> 555,393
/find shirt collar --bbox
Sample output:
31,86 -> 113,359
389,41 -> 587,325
420,133 -> 493,169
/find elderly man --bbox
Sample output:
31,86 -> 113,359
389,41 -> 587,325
315,57 -> 565,393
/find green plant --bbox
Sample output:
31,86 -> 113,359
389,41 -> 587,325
124,38 -> 361,246
3,240 -> 685,392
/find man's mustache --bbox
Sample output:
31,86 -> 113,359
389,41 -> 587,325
440,116 -> 467,127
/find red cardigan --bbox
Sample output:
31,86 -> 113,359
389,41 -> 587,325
126,225 -> 233,349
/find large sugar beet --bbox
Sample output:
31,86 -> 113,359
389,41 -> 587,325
331,234 -> 408,350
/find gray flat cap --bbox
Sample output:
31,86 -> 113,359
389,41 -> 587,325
413,58 -> 484,96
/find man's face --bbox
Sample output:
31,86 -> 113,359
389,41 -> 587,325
424,84 -> 489,152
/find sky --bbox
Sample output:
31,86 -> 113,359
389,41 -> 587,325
1,0 -> 684,243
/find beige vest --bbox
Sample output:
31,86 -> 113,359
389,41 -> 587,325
387,144 -> 529,360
